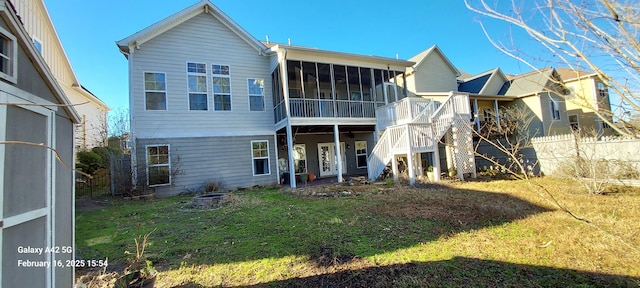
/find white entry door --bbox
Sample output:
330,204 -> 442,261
317,142 -> 347,177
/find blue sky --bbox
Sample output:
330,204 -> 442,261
45,0 -> 532,111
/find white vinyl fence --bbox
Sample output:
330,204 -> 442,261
531,134 -> 640,177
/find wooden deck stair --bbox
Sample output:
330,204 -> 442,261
367,92 -> 476,181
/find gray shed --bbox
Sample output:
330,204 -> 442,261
0,0 -> 80,287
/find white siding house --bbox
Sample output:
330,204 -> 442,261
118,0 -> 479,195
12,0 -> 109,150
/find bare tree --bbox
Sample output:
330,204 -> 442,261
465,0 -> 640,136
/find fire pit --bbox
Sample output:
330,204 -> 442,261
192,193 -> 228,209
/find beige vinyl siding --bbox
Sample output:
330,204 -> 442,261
131,13 -> 274,136
136,135 -> 278,196
13,0 -> 74,87
540,92 -> 572,135
481,74 -> 507,95
410,52 -> 458,93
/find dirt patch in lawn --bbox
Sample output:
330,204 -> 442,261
75,198 -> 110,212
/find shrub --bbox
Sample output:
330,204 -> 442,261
76,151 -> 103,174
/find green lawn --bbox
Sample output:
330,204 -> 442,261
75,179 -> 640,287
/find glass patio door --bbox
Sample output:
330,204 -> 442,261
317,142 -> 347,177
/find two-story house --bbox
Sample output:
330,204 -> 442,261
117,0 -> 477,195
12,0 -> 109,150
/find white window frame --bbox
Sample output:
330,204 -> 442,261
248,78 -> 265,111
187,62 -> 208,111
568,114 -> 579,131
549,99 -> 560,121
597,81 -> 609,98
251,140 -> 270,176
212,64 -> 232,111
355,140 -> 368,168
143,72 -> 167,111
0,26 -> 17,83
145,144 -> 171,187
293,144 -> 307,174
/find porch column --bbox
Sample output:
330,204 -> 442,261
473,99 -> 480,132
406,124 -> 415,186
333,124 -> 343,183
494,100 -> 501,131
286,124 -> 296,188
445,131 -> 455,177
433,144 -> 441,181
392,155 -> 399,181
407,152 -> 415,186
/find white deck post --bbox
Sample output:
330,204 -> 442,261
406,125 -> 415,185
445,131 -> 454,177
286,124 -> 296,188
473,98 -> 480,132
333,124 -> 343,183
391,155 -> 399,181
494,100 -> 501,131
433,144 -> 441,181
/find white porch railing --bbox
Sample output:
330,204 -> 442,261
367,125 -> 408,180
275,99 -> 383,123
376,97 -> 433,131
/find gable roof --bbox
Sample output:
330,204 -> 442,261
19,0 -> 108,110
408,45 -> 460,77
504,67 -> 556,97
1,0 -> 80,123
117,0 -> 267,57
555,67 -> 596,82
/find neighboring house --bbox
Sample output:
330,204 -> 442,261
12,0 -> 109,150
117,0 -> 475,195
556,67 -> 614,136
0,0 -> 79,287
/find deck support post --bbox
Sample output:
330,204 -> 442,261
433,143 -> 441,181
286,123 -> 296,188
333,124 -> 343,183
445,130 -> 455,177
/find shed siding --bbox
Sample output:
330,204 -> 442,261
412,53 -> 458,93
131,13 -> 273,137
54,114 -> 74,287
136,135 -> 278,196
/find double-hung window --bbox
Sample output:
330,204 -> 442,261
248,78 -> 265,111
212,64 -> 231,111
187,62 -> 208,110
144,72 -> 167,110
355,141 -> 367,168
597,81 -> 609,98
251,141 -> 270,176
147,145 -> 170,186
0,26 -> 17,83
549,99 -> 560,120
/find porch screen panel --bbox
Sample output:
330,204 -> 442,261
360,68 -> 373,101
374,69 -> 384,103
317,63 -> 332,99
302,62 -> 318,99
317,63 -> 334,117
3,105 -> 47,217
287,60 -> 302,98
333,65 -> 348,100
